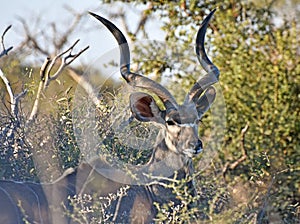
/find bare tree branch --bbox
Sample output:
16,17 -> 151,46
222,123 -> 249,177
17,17 -> 50,56
67,67 -> 102,107
18,7 -> 86,57
107,3 -> 153,43
43,39 -> 89,89
0,68 -> 27,118
54,7 -> 84,50
134,3 -> 153,37
28,40 -> 89,122
0,24 -> 27,115
0,25 -> 13,58
0,69 -> 15,115
40,57 -> 52,81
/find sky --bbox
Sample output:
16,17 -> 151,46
1,0 -> 165,66
2,1 -> 297,68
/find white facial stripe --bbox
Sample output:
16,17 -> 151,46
183,147 -> 202,157
165,135 -> 178,153
167,125 -> 181,134
177,123 -> 197,128
182,149 -> 194,157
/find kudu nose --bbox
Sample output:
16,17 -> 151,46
194,140 -> 203,154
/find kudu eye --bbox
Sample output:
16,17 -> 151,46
166,120 -> 176,126
195,119 -> 201,125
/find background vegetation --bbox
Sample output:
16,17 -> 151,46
0,0 -> 299,223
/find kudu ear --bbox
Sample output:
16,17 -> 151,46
196,86 -> 216,118
130,92 -> 164,124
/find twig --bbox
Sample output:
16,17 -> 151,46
0,69 -> 14,111
229,123 -> 249,170
40,57 -> 51,81
0,25 -> 13,58
108,3 -> 153,43
55,7 -> 83,50
28,40 -> 89,122
67,67 -> 101,107
112,187 -> 126,222
17,7 -> 86,57
134,3 -> 153,37
13,88 -> 28,117
0,68 -> 27,118
43,39 -> 89,89
222,123 -> 249,177
17,17 -> 49,56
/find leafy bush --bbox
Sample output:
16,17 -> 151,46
101,0 -> 300,222
0,0 -> 299,222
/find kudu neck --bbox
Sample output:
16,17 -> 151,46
88,129 -> 194,185
148,130 -> 194,178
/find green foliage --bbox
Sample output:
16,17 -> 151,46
66,194 -> 110,223
0,111 -> 37,181
0,0 -> 299,222
52,96 -> 81,169
212,3 -> 299,222
101,0 -> 300,222
66,186 -> 130,223
153,176 -> 201,223
0,57 -> 82,181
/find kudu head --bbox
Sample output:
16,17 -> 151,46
89,9 -> 219,160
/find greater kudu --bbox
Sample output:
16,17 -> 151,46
0,9 -> 219,223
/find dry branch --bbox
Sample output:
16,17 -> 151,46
0,25 -> 13,58
222,123 -> 249,177
107,3 -> 153,43
17,17 -> 50,56
43,39 -> 89,89
18,8 -> 86,57
134,3 -> 153,36
67,67 -> 102,107
0,69 -> 27,118
28,40 -> 89,122
0,26 -> 27,117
